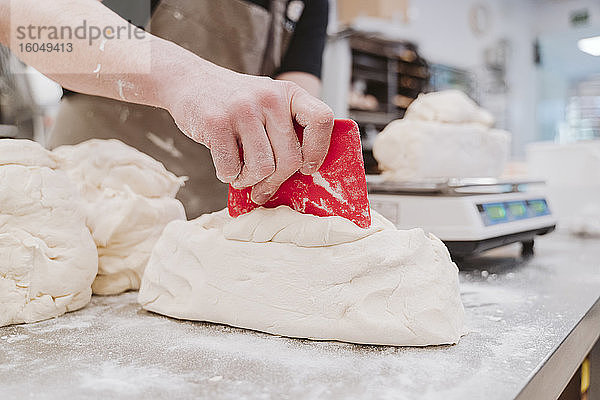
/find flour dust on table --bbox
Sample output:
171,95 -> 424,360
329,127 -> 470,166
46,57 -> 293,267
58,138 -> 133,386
139,206 -> 465,346
0,140 -> 97,327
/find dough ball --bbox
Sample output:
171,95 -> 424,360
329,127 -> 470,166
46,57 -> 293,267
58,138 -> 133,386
0,140 -> 98,327
404,90 -> 495,127
373,119 -> 510,180
53,139 -> 186,295
139,206 -> 465,346
373,90 -> 510,180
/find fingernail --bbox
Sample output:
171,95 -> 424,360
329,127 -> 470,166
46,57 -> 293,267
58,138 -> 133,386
300,162 -> 319,175
231,180 -> 244,189
251,189 -> 273,205
218,175 -> 238,184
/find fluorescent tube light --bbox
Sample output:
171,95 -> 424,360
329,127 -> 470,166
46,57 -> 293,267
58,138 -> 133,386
578,36 -> 600,56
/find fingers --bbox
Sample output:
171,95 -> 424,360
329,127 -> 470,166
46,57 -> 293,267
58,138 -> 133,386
231,119 -> 275,189
251,102 -> 302,205
209,128 -> 242,183
177,77 -> 333,205
289,85 -> 334,175
174,103 -> 243,184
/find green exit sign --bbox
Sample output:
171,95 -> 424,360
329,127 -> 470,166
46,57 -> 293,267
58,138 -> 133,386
570,9 -> 589,27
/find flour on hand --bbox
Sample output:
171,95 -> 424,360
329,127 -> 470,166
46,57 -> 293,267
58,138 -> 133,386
139,206 -> 465,346
53,139 -> 186,295
0,140 -> 98,327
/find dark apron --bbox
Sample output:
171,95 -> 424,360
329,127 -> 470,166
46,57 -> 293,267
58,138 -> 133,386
48,0 -> 293,218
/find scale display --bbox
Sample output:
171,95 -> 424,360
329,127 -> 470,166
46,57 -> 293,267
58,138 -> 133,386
477,199 -> 550,226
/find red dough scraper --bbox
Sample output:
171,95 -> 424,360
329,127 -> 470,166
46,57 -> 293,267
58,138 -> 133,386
227,119 -> 372,228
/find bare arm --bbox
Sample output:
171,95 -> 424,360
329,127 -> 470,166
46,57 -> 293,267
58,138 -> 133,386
276,71 -> 321,98
0,0 -> 177,107
0,0 -> 334,204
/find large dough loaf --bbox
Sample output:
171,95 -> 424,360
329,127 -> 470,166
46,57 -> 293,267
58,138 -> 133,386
373,119 -> 510,179
373,90 -> 511,180
139,206 -> 465,346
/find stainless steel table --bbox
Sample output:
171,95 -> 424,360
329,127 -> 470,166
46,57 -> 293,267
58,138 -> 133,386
1,233 -> 599,400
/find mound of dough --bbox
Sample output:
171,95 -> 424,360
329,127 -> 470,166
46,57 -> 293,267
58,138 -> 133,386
139,206 -> 465,346
54,139 -> 186,295
373,90 -> 510,180
404,89 -> 495,126
0,140 -> 97,327
374,119 -> 510,180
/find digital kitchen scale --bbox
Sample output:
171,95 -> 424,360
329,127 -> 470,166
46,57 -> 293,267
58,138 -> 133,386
367,176 -> 556,258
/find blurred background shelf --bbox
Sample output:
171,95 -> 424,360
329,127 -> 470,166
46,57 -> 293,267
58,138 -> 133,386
348,110 -> 400,126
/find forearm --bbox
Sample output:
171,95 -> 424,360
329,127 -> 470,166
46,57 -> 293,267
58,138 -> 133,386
0,0 -> 335,204
276,71 -> 321,98
0,0 -> 220,110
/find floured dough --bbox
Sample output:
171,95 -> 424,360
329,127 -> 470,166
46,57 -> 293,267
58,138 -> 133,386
374,119 -> 510,180
139,206 -> 465,346
54,139 -> 186,295
373,90 -> 511,180
404,89 -> 495,126
0,140 -> 98,327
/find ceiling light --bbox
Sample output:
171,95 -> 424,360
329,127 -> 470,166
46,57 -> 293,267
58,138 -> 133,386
578,36 -> 600,56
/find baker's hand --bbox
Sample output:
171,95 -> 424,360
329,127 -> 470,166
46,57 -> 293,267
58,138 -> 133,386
167,66 -> 334,204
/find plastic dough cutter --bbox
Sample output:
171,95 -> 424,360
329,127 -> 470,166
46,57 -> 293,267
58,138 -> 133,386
228,119 -> 372,228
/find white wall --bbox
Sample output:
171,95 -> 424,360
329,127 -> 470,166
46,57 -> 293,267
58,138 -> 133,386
348,0 -> 522,69
501,0 -> 537,158
343,0 -> 537,157
531,0 -> 600,34
531,1 -> 600,142
330,0 -> 600,157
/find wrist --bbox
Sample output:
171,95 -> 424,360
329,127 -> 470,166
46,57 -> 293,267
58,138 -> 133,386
150,37 -> 231,112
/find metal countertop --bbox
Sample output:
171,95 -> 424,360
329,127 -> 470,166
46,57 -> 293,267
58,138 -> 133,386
1,233 -> 599,400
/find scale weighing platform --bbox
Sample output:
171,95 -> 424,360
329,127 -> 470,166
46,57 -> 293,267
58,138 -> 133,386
367,176 -> 557,258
